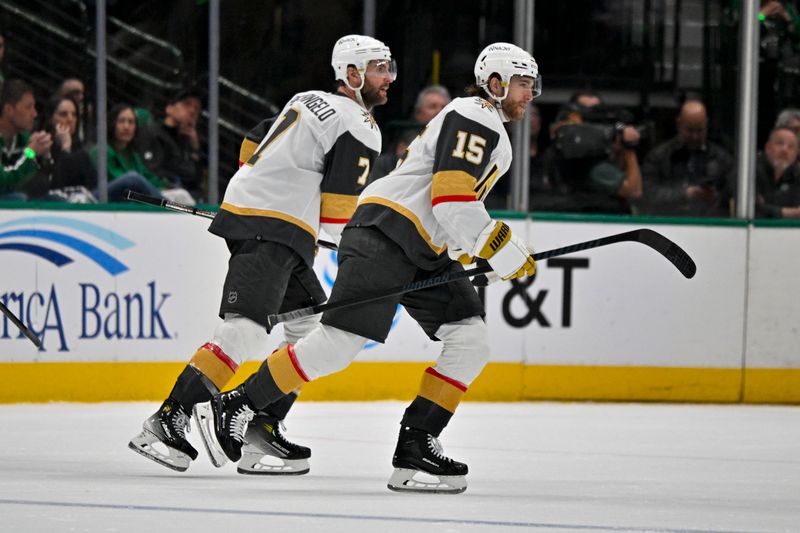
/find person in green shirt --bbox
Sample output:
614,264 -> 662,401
90,103 -> 197,203
90,103 -> 167,202
0,79 -> 52,199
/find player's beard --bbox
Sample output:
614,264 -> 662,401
501,97 -> 527,122
361,81 -> 388,109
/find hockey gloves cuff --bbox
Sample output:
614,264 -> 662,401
473,221 -> 536,281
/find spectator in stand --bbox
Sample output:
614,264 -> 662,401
755,126 -> 800,218
55,77 -> 92,145
412,84 -> 451,125
547,90 -> 643,214
45,94 -> 95,201
23,94 -> 96,202
774,107 -> 800,135
639,99 -> 733,217
139,89 -> 204,201
90,103 -> 182,203
0,79 -> 52,200
369,85 -> 452,184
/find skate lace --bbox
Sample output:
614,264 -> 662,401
229,405 -> 255,442
273,421 -> 295,448
427,435 -> 452,463
172,411 -> 191,439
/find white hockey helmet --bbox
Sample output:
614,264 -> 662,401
474,42 -> 541,102
331,34 -> 397,91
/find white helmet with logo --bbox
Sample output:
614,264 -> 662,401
331,34 -> 396,91
474,42 -> 541,102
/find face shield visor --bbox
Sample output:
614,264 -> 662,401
531,74 -> 542,98
364,58 -> 398,82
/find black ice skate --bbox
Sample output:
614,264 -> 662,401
194,385 -> 255,467
128,399 -> 199,472
237,414 -> 311,475
387,427 -> 468,494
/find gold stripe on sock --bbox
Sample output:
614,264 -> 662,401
189,347 -> 235,390
267,346 -> 308,394
418,368 -> 466,413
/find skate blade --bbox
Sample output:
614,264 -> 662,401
128,429 -> 191,472
387,468 -> 467,494
237,451 -> 310,476
192,402 -> 228,468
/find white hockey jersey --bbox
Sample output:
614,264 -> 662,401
349,96 -> 512,269
209,90 -> 381,265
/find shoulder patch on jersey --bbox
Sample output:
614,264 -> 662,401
474,97 -> 494,110
362,110 -> 377,129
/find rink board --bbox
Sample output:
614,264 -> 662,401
0,208 -> 797,402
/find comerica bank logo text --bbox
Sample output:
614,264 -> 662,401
0,216 -> 172,351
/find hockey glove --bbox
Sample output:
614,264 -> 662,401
472,221 -> 536,280
447,246 -> 476,266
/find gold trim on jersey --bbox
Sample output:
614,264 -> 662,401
238,138 -> 259,166
320,192 -> 358,222
358,197 -> 446,255
219,202 -> 317,239
431,170 -> 478,204
475,164 -> 500,201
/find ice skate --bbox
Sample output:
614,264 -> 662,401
387,427 -> 468,494
128,399 -> 198,472
194,385 -> 255,467
237,414 -> 311,475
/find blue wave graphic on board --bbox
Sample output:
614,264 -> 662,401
0,216 -> 135,249
0,243 -> 73,266
0,216 -> 133,276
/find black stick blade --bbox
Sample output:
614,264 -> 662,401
636,229 -> 697,279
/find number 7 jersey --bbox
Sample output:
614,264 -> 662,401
209,90 -> 381,266
350,96 -> 513,269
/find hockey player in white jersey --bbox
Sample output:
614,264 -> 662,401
129,34 -> 396,474
195,42 -> 539,493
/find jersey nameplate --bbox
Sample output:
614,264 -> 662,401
289,93 -> 337,122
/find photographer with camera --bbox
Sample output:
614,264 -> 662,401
640,99 -> 733,217
546,91 -> 642,214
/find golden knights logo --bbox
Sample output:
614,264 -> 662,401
474,97 -> 494,111
362,110 -> 377,129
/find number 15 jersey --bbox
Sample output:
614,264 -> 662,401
350,96 -> 513,270
209,90 -> 381,266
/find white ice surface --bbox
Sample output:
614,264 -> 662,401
0,402 -> 798,533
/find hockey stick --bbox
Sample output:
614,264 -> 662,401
125,190 -> 338,251
0,301 -> 42,348
126,189 -> 218,219
266,228 -> 695,329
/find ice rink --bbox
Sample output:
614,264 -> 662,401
0,401 -> 798,533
